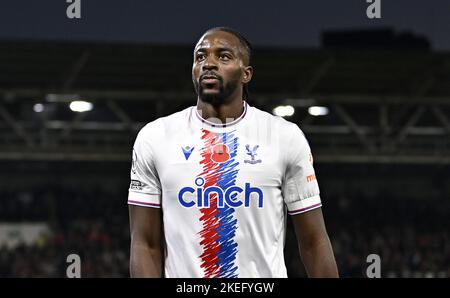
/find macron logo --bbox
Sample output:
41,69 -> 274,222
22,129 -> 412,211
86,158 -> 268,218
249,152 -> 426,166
178,177 -> 263,208
182,146 -> 195,160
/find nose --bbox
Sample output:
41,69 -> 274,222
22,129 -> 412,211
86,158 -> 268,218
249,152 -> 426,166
202,56 -> 218,71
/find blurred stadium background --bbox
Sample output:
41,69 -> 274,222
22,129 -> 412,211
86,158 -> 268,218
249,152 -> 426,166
0,21 -> 449,277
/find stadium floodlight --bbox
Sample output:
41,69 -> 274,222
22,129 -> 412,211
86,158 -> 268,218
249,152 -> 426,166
273,105 -> 295,117
33,103 -> 44,113
308,106 -> 329,116
69,101 -> 93,113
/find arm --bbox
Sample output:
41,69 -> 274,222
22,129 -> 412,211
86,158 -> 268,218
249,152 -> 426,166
129,205 -> 163,277
291,207 -> 339,277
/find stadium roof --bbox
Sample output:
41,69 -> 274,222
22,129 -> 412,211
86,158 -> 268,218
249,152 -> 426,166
0,41 -> 449,163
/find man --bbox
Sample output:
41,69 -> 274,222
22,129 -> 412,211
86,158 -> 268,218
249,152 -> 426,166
128,27 -> 338,278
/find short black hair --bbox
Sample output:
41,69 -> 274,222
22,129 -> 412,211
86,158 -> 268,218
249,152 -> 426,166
205,27 -> 253,101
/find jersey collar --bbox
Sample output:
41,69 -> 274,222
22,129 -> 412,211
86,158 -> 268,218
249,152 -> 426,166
194,101 -> 249,129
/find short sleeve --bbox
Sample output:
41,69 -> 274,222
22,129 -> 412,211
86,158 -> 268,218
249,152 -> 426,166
282,124 -> 321,215
127,127 -> 162,208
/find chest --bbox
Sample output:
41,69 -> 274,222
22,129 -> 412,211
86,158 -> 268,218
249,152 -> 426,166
153,128 -> 284,191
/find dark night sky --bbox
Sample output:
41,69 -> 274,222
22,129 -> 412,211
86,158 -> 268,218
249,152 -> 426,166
0,0 -> 449,50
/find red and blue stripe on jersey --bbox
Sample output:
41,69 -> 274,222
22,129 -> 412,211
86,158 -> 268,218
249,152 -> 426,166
198,129 -> 239,278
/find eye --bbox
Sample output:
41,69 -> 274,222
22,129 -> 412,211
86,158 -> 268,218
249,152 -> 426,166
196,53 -> 206,61
219,53 -> 232,61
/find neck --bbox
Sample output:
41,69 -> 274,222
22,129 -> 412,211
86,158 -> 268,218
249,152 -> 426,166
196,98 -> 244,125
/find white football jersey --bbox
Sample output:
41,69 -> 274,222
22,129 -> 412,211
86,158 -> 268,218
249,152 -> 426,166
128,102 -> 321,278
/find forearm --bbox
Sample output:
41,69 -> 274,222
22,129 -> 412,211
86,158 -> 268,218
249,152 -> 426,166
300,236 -> 339,278
130,242 -> 163,277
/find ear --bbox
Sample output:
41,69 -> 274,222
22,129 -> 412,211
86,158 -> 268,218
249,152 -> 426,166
242,66 -> 253,84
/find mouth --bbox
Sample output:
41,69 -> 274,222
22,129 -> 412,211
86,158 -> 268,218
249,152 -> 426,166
200,74 -> 221,83
201,77 -> 220,84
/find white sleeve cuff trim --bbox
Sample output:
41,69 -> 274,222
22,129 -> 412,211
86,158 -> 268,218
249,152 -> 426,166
128,201 -> 161,208
128,191 -> 161,207
286,195 -> 322,215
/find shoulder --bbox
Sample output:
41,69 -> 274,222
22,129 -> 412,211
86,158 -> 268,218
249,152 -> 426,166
250,105 -> 304,137
137,106 -> 193,140
250,106 -> 310,155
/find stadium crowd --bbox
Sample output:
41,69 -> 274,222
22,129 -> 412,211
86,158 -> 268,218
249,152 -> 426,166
0,184 -> 448,277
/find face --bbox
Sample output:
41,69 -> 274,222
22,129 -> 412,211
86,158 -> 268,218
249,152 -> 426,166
192,30 -> 252,106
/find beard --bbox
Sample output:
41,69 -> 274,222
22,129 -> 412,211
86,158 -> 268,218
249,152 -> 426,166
193,75 -> 240,106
